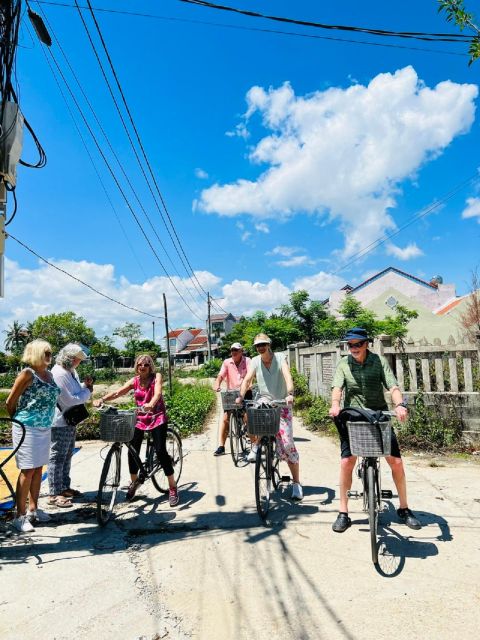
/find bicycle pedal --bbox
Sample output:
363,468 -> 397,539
280,475 -> 291,483
347,490 -> 362,499
381,490 -> 393,499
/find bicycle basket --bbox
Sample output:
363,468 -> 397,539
221,390 -> 240,411
246,405 -> 281,436
346,421 -> 392,457
99,409 -> 137,442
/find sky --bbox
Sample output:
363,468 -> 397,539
1,0 -> 480,344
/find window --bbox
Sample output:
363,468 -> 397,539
385,296 -> 398,309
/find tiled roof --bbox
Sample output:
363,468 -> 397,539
350,267 -> 437,294
211,313 -> 233,321
435,297 -> 466,316
168,329 -> 186,338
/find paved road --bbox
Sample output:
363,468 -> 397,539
1,395 -> 479,640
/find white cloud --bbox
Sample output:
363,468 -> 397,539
267,245 -> 302,257
293,271 -> 345,300
462,197 -> 480,222
194,168 -> 209,179
386,242 -> 424,260
276,255 -> 315,268
254,222 -> 270,234
241,231 -> 252,242
198,67 -> 478,258
0,259 -> 346,335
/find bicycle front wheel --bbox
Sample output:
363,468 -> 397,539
229,411 -> 247,466
97,445 -> 121,526
150,427 -> 183,493
367,464 -> 379,564
255,440 -> 273,520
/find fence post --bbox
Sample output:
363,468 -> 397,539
375,334 -> 393,367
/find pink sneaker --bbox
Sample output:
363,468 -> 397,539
169,487 -> 179,507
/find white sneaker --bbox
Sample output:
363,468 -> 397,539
27,508 -> 52,523
12,515 -> 35,533
291,483 -> 303,501
247,446 -> 258,463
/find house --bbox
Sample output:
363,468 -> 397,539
209,313 -> 238,339
326,266 -> 474,343
163,328 -> 219,365
163,329 -> 194,355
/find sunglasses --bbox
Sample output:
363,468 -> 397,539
44,351 -> 52,356
347,340 -> 366,349
138,363 -> 150,368
255,343 -> 268,348
230,348 -> 240,353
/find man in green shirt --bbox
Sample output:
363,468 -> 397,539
329,327 -> 421,533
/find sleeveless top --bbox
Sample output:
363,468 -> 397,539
14,368 -> 61,429
133,375 -> 167,431
251,353 -> 287,401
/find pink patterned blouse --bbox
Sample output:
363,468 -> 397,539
133,375 -> 167,431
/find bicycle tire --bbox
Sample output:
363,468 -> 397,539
271,439 -> 281,490
97,445 -> 121,526
255,440 -> 272,520
150,427 -> 183,494
367,464 -> 379,564
229,410 -> 247,466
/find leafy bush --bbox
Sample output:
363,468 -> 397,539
201,358 -> 222,377
301,396 -> 336,436
396,390 -> 465,451
291,367 -> 312,411
0,372 -> 17,388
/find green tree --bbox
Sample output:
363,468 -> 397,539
29,312 -> 96,354
279,290 -> 329,345
3,320 -> 29,355
438,0 -> 480,64
379,304 -> 419,344
90,336 -> 119,367
113,322 -> 142,357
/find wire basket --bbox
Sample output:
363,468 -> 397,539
221,390 -> 240,411
246,405 -> 281,436
99,409 -> 137,442
347,421 -> 392,457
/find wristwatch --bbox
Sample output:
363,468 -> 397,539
395,402 -> 407,409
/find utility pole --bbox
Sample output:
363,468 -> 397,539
163,293 -> 172,397
207,291 -> 212,361
152,320 -> 155,343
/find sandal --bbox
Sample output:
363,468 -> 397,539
48,496 -> 73,508
61,488 -> 83,498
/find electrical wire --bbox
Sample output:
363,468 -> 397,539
38,38 -> 205,321
31,1 -> 469,59
179,0 -> 473,42
5,232 -> 166,319
82,1 -> 211,301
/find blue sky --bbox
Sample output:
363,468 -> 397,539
2,0 -> 480,341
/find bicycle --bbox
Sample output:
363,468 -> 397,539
96,406 -> 183,526
246,399 -> 290,521
221,391 -> 248,466
342,408 -> 395,565
0,418 -> 26,511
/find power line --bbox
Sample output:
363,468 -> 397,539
5,232 -> 166,319
81,0 -> 211,301
36,33 -> 205,321
31,1 -> 469,57
179,0 -> 473,42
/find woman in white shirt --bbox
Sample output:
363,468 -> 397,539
48,344 -> 93,507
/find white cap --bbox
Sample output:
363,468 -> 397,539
230,342 -> 243,350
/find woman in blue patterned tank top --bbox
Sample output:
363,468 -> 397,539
6,340 -> 60,533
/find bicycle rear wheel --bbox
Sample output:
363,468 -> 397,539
255,440 -> 273,520
97,445 -> 121,526
150,427 -> 183,493
367,464 -> 379,564
229,410 -> 247,466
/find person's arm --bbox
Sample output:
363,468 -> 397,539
329,359 -> 346,417
214,362 -> 227,391
237,362 -> 256,402
54,368 -> 92,409
94,378 -> 135,407
143,374 -> 163,411
390,386 -> 407,422
281,358 -> 294,405
6,370 -> 33,417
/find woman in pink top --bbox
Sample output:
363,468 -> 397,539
95,354 -> 178,506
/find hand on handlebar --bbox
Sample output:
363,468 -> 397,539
329,405 -> 340,418
285,394 -> 294,406
394,405 -> 408,423
93,399 -> 103,408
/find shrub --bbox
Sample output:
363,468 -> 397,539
301,396 -> 336,436
201,358 -> 222,377
291,367 -> 312,411
0,372 -> 17,388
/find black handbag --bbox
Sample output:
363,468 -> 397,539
60,403 -> 89,427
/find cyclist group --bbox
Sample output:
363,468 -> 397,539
213,327 -> 421,532
6,325 -> 421,534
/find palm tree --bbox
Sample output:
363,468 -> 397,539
4,320 -> 29,354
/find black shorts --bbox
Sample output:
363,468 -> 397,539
335,413 -> 402,459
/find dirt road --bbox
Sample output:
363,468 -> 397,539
1,395 -> 479,639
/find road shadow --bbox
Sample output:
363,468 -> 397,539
372,502 -> 451,577
303,484 -> 335,505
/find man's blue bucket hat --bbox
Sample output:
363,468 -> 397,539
343,327 -> 369,342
